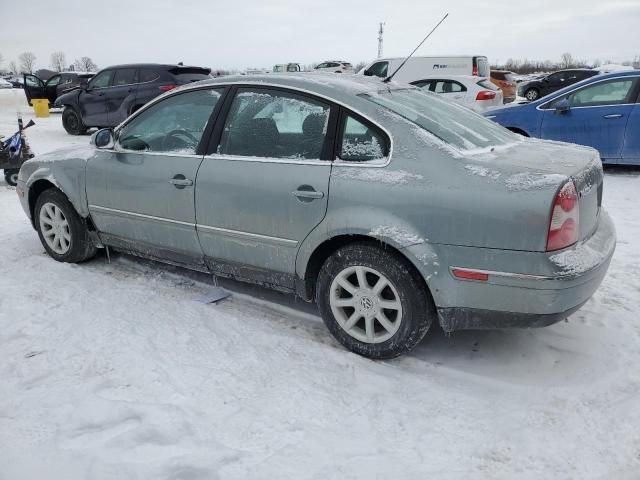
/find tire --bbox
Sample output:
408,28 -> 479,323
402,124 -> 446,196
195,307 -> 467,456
4,169 -> 19,186
316,242 -> 434,359
62,107 -> 87,135
34,188 -> 97,263
524,88 -> 539,101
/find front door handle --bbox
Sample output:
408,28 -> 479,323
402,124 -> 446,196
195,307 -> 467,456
603,113 -> 623,119
169,174 -> 193,189
292,186 -> 324,201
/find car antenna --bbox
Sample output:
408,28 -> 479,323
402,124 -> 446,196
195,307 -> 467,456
383,13 -> 449,83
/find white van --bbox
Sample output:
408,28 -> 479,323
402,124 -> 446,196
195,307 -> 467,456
358,55 -> 489,84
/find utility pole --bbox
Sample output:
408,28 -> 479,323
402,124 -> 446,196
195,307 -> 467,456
377,22 -> 385,58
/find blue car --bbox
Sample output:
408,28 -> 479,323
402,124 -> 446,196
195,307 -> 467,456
484,70 -> 640,165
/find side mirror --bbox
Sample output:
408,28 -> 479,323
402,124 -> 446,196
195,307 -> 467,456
554,98 -> 571,113
91,128 -> 115,149
363,69 -> 373,77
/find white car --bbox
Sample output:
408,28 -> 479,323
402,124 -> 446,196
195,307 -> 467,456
0,78 -> 13,89
410,75 -> 503,112
314,61 -> 353,74
359,55 -> 490,83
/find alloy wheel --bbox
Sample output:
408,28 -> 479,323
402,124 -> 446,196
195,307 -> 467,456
39,202 -> 71,255
329,265 -> 403,344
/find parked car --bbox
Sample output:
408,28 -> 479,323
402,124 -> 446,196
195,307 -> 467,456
53,63 -> 212,135
273,63 -> 301,73
411,75 -> 503,112
0,78 -> 13,89
485,70 -> 640,164
517,69 -> 599,101
314,61 -> 353,73
490,70 -> 517,103
23,72 -> 94,106
359,55 -> 489,84
16,74 -> 614,359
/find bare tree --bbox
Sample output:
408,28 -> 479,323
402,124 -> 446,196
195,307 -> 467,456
19,52 -> 37,73
9,60 -> 18,74
560,52 -> 574,69
73,56 -> 98,72
50,51 -> 66,72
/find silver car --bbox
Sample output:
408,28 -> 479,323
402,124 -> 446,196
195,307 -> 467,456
16,74 -> 615,359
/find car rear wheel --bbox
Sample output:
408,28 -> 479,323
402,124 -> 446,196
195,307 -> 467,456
524,88 -> 539,101
4,169 -> 19,186
316,243 -> 434,359
62,107 -> 87,135
35,188 -> 97,263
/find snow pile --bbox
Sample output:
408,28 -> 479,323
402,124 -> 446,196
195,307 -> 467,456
550,212 -> 616,275
505,172 -> 566,192
332,167 -> 422,185
464,164 -> 501,180
370,225 -> 424,246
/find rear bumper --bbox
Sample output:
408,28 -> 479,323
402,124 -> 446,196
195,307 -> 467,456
404,210 -> 616,332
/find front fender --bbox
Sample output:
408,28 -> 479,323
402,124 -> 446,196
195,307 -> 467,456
21,146 -> 94,222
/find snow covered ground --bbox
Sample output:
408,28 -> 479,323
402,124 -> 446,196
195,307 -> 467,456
1,88 -> 640,479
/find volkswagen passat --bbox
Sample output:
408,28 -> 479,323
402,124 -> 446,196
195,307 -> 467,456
16,74 -> 615,359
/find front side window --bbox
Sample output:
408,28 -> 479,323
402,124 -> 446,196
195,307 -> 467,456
118,88 -> 222,153
364,88 -> 516,151
413,80 -> 433,90
218,88 -> 330,159
366,62 -> 389,78
339,115 -> 389,162
553,79 -> 636,108
112,68 -> 137,86
90,70 -> 113,89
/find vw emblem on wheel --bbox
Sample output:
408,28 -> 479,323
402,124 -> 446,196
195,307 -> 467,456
360,296 -> 374,311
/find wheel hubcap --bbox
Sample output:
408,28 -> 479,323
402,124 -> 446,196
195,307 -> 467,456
330,266 -> 403,344
9,173 -> 18,184
526,90 -> 537,100
39,202 -> 71,255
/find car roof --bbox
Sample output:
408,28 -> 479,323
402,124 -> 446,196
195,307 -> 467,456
189,72 -> 410,96
99,63 -> 209,70
412,75 -> 484,82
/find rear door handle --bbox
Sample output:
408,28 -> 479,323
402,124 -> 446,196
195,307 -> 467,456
169,174 -> 193,189
603,114 -> 623,119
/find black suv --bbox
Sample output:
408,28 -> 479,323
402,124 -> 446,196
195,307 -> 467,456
53,63 -> 211,135
518,69 -> 599,101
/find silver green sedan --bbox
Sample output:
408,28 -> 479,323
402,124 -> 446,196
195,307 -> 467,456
16,73 -> 615,359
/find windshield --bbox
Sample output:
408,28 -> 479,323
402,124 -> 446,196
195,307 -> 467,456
363,88 -> 516,151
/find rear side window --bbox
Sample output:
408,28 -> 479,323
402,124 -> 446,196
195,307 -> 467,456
139,68 -> 160,83
112,68 -> 137,86
434,81 -> 466,93
218,88 -> 330,160
338,114 -> 389,162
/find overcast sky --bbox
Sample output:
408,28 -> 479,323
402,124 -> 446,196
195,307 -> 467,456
1,0 -> 639,71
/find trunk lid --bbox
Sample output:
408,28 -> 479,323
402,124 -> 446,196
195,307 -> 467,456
467,138 -> 603,243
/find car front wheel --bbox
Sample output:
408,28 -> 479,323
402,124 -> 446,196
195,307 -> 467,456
35,188 -> 97,263
524,88 -> 539,101
316,243 -> 434,359
4,169 -> 19,186
62,107 -> 87,135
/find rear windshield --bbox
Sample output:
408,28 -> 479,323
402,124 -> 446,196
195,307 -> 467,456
477,79 -> 498,90
170,67 -> 211,84
363,88 -> 516,151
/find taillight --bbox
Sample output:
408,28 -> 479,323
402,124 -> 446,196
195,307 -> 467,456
546,182 -> 579,251
472,65 -> 478,76
476,91 -> 496,100
159,84 -> 177,92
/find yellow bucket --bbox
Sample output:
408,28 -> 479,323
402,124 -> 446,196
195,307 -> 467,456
32,98 -> 50,118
